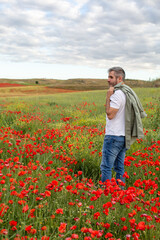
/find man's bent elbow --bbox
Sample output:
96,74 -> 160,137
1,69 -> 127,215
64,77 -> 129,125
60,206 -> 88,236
106,112 -> 114,120
106,108 -> 118,120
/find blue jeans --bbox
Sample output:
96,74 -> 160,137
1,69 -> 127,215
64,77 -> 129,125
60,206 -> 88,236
100,135 -> 126,183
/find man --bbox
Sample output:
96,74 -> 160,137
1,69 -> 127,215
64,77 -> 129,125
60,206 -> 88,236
100,67 -> 146,185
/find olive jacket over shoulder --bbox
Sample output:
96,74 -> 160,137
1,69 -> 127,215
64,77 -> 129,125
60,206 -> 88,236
114,82 -> 147,149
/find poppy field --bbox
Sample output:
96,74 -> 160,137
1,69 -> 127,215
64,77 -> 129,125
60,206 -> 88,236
0,88 -> 160,240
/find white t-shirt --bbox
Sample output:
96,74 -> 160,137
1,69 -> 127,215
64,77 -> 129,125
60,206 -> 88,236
105,90 -> 126,136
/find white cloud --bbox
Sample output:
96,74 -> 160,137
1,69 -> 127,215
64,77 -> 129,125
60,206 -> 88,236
0,0 -> 160,79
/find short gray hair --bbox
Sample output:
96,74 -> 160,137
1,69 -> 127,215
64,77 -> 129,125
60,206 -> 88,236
108,67 -> 125,81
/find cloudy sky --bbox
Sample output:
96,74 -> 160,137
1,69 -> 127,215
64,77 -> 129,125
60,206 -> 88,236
0,0 -> 160,80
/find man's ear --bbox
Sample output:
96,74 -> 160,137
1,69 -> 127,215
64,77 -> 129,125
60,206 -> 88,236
117,76 -> 123,83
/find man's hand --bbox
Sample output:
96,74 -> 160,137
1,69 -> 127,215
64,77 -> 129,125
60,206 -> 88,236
107,87 -> 114,98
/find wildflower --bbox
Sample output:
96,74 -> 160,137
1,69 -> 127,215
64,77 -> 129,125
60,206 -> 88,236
25,225 -> 32,232
41,226 -> 47,231
30,228 -> 37,234
66,185 -> 73,191
121,226 -> 127,231
56,208 -> 63,214
103,208 -> 109,216
105,232 -> 113,238
93,212 -> 100,219
77,202 -> 82,207
103,202 -> 112,209
76,183 -> 84,189
58,222 -> 67,233
102,223 -> 110,229
126,234 -> 131,240
70,225 -> 77,230
129,218 -> 136,226
121,217 -> 126,222
89,205 -> 94,209
136,221 -> 146,230
65,175 -> 73,182
11,226 -> 17,231
0,229 -> 8,235
71,234 -> 79,239
68,202 -> 75,206
128,210 -> 136,218
22,205 -> 29,213
9,220 -> 17,226
41,236 -> 50,240
45,190 -> 51,197
18,200 -> 26,205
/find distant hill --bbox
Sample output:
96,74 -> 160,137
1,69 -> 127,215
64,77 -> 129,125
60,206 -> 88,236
0,78 -> 160,90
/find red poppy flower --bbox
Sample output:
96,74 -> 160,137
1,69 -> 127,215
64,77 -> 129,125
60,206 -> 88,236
41,236 -> 50,240
58,222 -> 67,233
105,232 -> 113,238
22,205 -> 29,213
9,220 -> 17,226
121,217 -> 126,222
56,208 -> 63,214
41,226 -> 47,231
121,226 -> 127,231
93,212 -> 100,219
136,221 -> 146,230
0,229 -> 8,235
71,234 -> 79,239
25,225 -> 32,232
70,225 -> 77,230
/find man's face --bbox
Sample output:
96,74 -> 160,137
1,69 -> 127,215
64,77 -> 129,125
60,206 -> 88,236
108,71 -> 119,87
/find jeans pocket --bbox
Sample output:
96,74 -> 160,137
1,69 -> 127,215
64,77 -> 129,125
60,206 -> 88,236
112,139 -> 125,150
